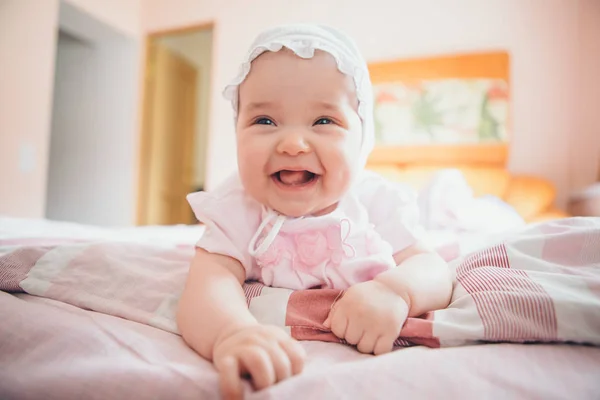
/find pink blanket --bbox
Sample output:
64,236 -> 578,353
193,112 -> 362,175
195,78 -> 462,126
2,293 -> 598,399
1,217 -> 599,349
1,217 -> 600,399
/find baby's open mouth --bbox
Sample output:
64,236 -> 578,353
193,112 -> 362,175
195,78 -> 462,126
273,170 -> 318,187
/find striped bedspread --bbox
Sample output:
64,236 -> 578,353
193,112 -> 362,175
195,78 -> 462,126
1,217 -> 599,349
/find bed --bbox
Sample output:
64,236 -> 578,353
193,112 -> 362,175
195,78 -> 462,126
1,214 -> 599,399
2,51 -> 599,399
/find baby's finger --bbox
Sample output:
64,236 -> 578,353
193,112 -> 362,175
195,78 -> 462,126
344,320 -> 364,345
278,338 -> 306,375
265,344 -> 292,383
373,334 -> 397,356
239,347 -> 275,391
356,332 -> 379,354
219,357 -> 243,400
330,311 -> 348,340
323,304 -> 337,328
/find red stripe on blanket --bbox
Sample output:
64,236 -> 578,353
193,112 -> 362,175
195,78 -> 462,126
291,327 -> 419,349
243,282 -> 265,306
457,244 -> 558,342
460,244 -> 510,273
399,313 -> 440,348
286,289 -> 346,344
392,338 -> 413,347
0,247 -> 51,292
285,289 -> 434,348
290,327 -> 343,344
286,289 -> 340,328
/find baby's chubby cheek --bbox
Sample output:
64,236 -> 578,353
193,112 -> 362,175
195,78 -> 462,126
319,162 -> 355,207
322,142 -> 361,185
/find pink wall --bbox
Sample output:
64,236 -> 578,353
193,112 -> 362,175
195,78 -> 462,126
1,0 -> 596,219
0,0 -> 60,218
0,0 -> 141,218
571,1 -> 600,191
66,0 -> 141,37
145,0 -> 600,207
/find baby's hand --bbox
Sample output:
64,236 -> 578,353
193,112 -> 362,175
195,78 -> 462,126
324,280 -> 409,355
213,324 -> 306,400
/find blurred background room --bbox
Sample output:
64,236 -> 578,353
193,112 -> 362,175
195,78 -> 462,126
1,0 -> 599,236
3,3 -> 600,398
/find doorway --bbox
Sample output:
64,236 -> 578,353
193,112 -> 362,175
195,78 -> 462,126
138,24 -> 214,226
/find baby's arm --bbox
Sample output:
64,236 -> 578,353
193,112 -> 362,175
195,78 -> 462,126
177,249 -> 305,399
324,243 -> 451,355
177,249 -> 254,358
375,242 -> 452,317
325,174 -> 453,354
363,174 -> 453,316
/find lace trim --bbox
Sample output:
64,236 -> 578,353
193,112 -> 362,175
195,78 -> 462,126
222,36 -> 375,164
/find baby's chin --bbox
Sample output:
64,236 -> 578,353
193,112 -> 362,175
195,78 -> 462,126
270,199 -> 339,218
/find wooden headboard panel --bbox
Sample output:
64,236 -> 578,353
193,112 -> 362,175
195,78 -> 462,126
366,51 -> 510,169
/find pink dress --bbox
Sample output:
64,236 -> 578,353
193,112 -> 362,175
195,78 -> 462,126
187,171 -> 426,290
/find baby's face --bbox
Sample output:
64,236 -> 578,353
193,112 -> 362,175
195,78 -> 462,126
236,49 -> 363,217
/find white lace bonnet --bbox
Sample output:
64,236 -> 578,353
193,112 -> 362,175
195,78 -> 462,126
222,23 -> 375,166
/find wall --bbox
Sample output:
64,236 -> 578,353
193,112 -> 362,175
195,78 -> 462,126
159,30 -> 213,188
61,0 -> 141,37
0,0 -> 60,218
144,0 -> 600,207
571,0 -> 600,192
0,0 -> 141,219
1,0 -> 595,220
46,29 -> 138,226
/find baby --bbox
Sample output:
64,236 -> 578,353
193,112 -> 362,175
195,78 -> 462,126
177,24 -> 452,399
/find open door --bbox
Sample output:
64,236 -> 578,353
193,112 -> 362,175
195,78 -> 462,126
138,42 -> 197,225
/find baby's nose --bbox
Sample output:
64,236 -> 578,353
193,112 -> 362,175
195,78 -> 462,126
276,132 -> 311,156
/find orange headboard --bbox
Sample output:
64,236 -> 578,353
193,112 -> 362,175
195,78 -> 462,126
366,51 -> 510,170
364,53 -> 570,223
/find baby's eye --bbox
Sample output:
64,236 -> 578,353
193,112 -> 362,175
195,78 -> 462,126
254,117 -> 275,126
314,118 -> 334,126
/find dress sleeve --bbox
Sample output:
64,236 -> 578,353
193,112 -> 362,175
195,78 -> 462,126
186,182 -> 261,279
358,172 -> 429,255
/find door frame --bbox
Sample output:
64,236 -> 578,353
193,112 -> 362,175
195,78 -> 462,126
136,21 -> 215,225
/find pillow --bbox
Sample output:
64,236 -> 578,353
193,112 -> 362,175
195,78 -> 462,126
504,176 -> 556,221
